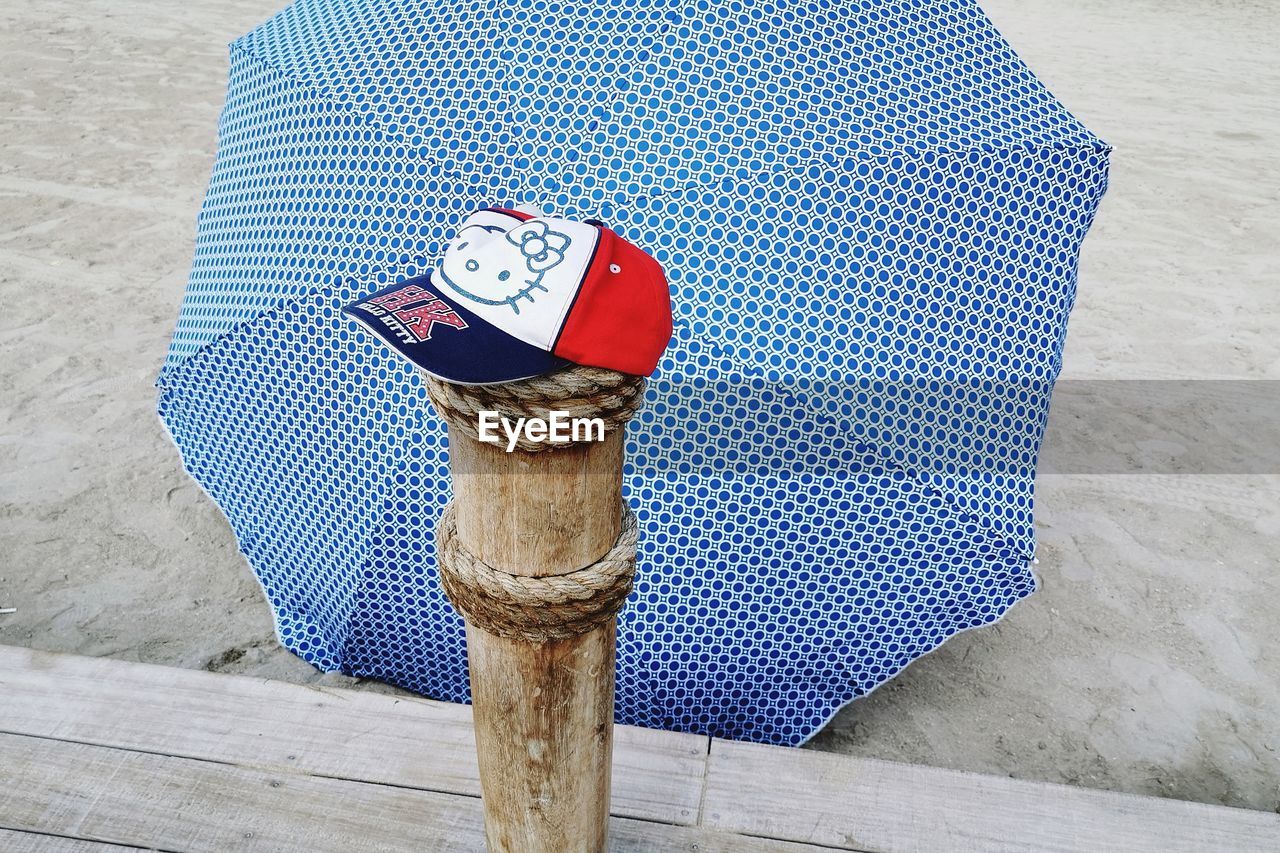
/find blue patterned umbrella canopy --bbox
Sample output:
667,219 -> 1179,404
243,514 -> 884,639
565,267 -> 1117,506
159,0 -> 1109,744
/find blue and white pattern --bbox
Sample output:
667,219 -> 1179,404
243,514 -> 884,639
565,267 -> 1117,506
159,0 -> 1109,745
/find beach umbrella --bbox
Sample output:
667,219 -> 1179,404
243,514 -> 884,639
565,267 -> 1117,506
159,0 -> 1109,745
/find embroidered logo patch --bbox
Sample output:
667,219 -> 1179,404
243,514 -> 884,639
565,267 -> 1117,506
359,283 -> 468,343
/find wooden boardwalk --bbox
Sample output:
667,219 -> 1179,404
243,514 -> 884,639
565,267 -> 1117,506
0,645 -> 1274,852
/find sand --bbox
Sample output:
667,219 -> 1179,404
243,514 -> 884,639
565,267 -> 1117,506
1,0 -> 1276,813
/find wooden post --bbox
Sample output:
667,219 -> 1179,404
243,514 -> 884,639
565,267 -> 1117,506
426,369 -> 645,853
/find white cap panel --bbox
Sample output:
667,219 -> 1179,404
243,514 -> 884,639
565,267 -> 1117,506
433,217 -> 599,352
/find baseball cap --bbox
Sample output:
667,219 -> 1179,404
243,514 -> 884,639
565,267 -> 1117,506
342,207 -> 672,385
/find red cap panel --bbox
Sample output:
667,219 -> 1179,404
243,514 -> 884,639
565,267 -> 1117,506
552,226 -> 672,376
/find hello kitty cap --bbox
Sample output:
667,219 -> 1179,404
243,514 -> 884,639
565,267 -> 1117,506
342,207 -> 672,385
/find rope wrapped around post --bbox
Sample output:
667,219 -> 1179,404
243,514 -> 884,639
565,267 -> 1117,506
436,503 -> 637,642
425,365 -> 648,851
428,367 -> 646,643
425,366 -> 646,452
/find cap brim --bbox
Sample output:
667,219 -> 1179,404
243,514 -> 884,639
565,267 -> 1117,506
342,274 -> 570,385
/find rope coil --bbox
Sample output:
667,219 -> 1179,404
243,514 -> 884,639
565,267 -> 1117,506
428,365 -> 646,641
436,502 -> 638,643
425,366 -> 647,452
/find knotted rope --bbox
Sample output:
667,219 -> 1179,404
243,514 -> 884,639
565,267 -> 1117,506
427,365 -> 646,642
425,366 -> 647,452
436,503 -> 637,642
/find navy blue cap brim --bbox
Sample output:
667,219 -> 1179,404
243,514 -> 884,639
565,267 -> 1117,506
341,274 -> 570,385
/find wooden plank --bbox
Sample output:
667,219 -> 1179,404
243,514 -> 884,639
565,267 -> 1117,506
703,739 -> 1280,853
0,828 -> 143,852
9,644 -> 1272,853
0,734 -> 825,852
611,821 -> 832,852
0,645 -> 705,826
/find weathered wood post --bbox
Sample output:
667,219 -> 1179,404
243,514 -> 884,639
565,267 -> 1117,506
425,367 -> 647,853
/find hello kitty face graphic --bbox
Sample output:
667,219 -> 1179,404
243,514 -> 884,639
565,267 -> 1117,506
437,220 -> 573,315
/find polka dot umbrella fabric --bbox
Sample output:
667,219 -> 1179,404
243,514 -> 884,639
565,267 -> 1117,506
158,0 -> 1110,745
